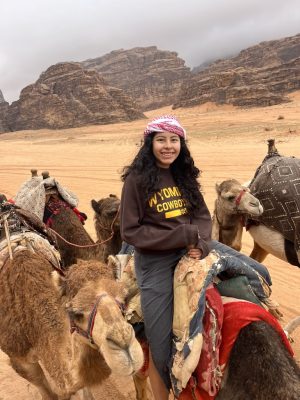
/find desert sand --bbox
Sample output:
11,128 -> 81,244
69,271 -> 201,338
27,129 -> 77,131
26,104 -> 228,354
0,93 -> 300,399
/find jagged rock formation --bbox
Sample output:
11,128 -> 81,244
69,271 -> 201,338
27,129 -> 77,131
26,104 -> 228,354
82,46 -> 191,111
0,90 -> 9,133
5,62 -> 145,132
0,102 -> 9,133
174,33 -> 300,108
0,90 -> 5,104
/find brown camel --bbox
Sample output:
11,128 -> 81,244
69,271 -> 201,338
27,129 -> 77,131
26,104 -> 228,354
13,170 -> 119,267
91,194 -> 122,262
48,205 -> 103,267
0,200 -> 143,400
109,255 -> 300,400
61,258 -> 152,400
212,179 -> 263,251
211,177 -> 293,265
212,140 -> 300,267
0,248 -> 143,400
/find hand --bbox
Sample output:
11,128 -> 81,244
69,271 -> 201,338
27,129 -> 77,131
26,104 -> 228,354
187,245 -> 202,260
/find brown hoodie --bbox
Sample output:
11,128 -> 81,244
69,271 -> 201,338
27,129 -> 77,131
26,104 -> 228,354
120,168 -> 212,257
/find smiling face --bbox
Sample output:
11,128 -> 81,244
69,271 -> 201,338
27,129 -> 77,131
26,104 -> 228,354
152,131 -> 181,168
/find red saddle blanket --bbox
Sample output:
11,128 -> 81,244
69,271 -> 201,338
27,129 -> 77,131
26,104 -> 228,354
179,288 -> 293,400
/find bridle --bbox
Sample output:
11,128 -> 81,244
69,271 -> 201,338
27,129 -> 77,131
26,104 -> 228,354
215,188 -> 248,229
69,293 -> 124,349
234,188 -> 247,208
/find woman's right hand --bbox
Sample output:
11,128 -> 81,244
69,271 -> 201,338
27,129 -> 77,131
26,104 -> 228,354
187,245 -> 202,259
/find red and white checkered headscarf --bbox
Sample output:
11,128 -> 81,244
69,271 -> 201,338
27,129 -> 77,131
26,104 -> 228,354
144,115 -> 186,140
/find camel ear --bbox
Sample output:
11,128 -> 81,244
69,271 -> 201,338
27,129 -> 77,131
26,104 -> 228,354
215,183 -> 221,194
109,194 -> 117,198
91,199 -> 100,214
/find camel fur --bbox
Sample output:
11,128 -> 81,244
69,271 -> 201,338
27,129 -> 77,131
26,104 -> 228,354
49,206 -> 103,267
91,194 -> 122,262
215,321 -> 300,400
0,250 -> 144,400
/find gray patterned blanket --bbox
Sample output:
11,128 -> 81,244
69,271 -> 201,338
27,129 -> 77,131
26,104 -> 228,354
14,176 -> 78,220
250,155 -> 300,263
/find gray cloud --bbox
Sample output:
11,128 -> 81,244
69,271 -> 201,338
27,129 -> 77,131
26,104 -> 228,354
0,0 -> 299,103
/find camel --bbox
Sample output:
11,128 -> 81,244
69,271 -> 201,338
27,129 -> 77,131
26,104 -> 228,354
0,206 -> 143,400
212,178 -> 297,265
61,258 -> 152,400
212,140 -> 300,267
109,255 -> 300,400
212,178 -> 263,251
48,205 -> 103,268
14,170 -> 121,267
91,194 -> 122,262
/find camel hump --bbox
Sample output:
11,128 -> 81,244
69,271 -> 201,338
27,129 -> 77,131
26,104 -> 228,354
250,154 -> 300,253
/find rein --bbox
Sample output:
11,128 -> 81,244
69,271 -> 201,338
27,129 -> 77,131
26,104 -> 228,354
48,205 -> 120,249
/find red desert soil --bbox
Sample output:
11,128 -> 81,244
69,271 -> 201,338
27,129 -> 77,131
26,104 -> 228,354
0,92 -> 300,399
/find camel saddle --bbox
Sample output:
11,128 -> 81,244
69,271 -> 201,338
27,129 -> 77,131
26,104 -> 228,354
0,202 -> 62,272
250,155 -> 300,264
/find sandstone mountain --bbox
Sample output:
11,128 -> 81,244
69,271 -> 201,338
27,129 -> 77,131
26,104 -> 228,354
0,90 -> 9,133
82,46 -> 191,111
0,90 -> 5,104
174,33 -> 300,108
0,102 -> 9,133
2,62 -> 144,132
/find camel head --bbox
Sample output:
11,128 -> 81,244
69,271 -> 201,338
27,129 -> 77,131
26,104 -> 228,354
91,194 -> 121,235
215,179 -> 263,217
67,279 -> 144,376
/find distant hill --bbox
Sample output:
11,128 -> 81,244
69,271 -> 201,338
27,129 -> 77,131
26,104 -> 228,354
82,46 -> 191,111
1,33 -> 300,133
173,33 -> 300,109
0,63 -> 145,133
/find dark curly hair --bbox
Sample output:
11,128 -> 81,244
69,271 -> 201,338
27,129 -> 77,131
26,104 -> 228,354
121,134 -> 203,214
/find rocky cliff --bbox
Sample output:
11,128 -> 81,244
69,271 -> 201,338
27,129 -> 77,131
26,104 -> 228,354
174,33 -> 300,108
0,90 -> 5,104
0,102 -> 9,133
5,62 -> 144,132
82,46 -> 191,111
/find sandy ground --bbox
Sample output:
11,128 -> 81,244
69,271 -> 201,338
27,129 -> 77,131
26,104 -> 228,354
0,92 -> 300,399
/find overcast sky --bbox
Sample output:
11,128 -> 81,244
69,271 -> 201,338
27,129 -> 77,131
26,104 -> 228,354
0,0 -> 299,103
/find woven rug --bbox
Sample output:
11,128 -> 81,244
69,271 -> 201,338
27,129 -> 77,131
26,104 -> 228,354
250,155 -> 300,262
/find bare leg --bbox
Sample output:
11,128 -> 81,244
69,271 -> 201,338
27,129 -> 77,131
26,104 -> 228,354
10,356 -> 58,400
250,241 -> 268,262
148,351 -> 169,400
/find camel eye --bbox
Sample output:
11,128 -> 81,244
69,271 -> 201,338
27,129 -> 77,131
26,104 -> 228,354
227,195 -> 235,201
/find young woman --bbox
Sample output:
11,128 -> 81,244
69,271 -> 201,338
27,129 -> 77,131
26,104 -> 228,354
120,115 -> 212,399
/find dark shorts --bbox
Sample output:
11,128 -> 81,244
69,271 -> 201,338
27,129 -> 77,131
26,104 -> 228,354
134,248 -> 186,389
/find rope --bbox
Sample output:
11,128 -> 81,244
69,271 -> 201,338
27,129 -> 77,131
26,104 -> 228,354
48,207 -> 120,249
3,214 -> 13,260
